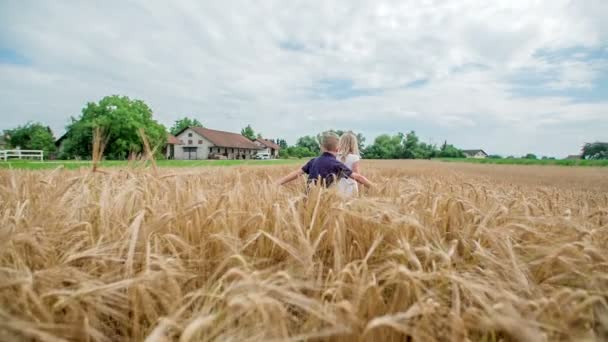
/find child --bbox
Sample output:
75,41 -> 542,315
276,131 -> 373,189
336,132 -> 364,197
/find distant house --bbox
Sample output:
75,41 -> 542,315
55,133 -> 68,154
254,138 -> 280,159
566,154 -> 581,160
164,134 -> 182,159
173,126 -> 260,160
462,149 -> 488,159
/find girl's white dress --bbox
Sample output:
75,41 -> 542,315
337,153 -> 360,197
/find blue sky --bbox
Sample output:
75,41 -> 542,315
1,1 -> 607,157
0,48 -> 29,65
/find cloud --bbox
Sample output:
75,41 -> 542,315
0,0 -> 607,157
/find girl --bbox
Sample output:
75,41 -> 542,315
337,132 -> 366,197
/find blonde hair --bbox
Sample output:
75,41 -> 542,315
338,132 -> 359,162
319,131 -> 340,152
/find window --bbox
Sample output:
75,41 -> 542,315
188,133 -> 192,137
231,148 -> 234,153
188,140 -> 192,145
209,147 -> 213,153
198,140 -> 203,144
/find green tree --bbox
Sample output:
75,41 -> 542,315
400,131 -> 438,159
363,133 -> 404,159
170,117 -> 202,135
286,146 -> 316,158
402,131 -> 420,158
524,153 -> 538,160
62,95 -> 166,159
416,142 -> 437,159
277,139 -> 288,149
582,142 -> 608,160
241,125 -> 256,141
438,140 -> 465,158
278,148 -> 289,159
3,122 -> 56,156
296,135 -> 320,154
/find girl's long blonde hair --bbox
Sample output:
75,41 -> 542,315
338,132 -> 359,162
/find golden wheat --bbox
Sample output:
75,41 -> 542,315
0,161 -> 607,341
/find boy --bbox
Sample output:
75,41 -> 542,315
276,131 -> 373,188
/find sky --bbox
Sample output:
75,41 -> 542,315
0,1 -> 607,157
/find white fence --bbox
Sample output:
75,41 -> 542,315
0,150 -> 44,161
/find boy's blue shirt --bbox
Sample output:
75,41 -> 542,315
301,152 -> 352,186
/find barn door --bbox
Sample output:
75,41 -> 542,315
185,147 -> 197,160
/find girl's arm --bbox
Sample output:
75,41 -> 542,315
276,169 -> 305,185
350,172 -> 373,188
351,160 -> 361,174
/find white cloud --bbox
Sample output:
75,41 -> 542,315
0,0 -> 607,157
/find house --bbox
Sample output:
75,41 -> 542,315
566,154 -> 581,160
55,133 -> 68,154
173,126 -> 260,160
462,149 -> 488,159
164,134 -> 182,159
254,138 -> 280,159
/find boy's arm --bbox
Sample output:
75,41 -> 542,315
277,158 -> 314,186
276,168 -> 305,185
350,172 -> 373,188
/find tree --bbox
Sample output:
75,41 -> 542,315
286,146 -> 316,158
256,133 -> 263,139
582,142 -> 608,160
296,135 -> 320,154
524,153 -> 538,160
277,139 -> 288,149
3,122 -> 56,156
62,95 -> 166,159
416,142 -> 437,159
438,140 -> 465,158
398,131 -> 438,159
402,131 -> 421,158
362,133 -> 404,159
487,154 -> 502,159
241,125 -> 256,141
170,117 -> 202,135
363,133 -> 463,159
278,148 -> 289,159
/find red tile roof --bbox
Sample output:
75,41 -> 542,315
190,127 -> 259,149
167,134 -> 182,145
255,138 -> 280,150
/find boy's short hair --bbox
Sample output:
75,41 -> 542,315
319,131 -> 339,151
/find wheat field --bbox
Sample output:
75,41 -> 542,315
1,160 -> 607,341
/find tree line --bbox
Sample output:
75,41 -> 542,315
269,131 -> 464,159
2,95 -> 607,160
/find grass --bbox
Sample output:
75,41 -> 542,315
0,160 -> 607,341
0,158 -> 303,170
439,157 -> 608,167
